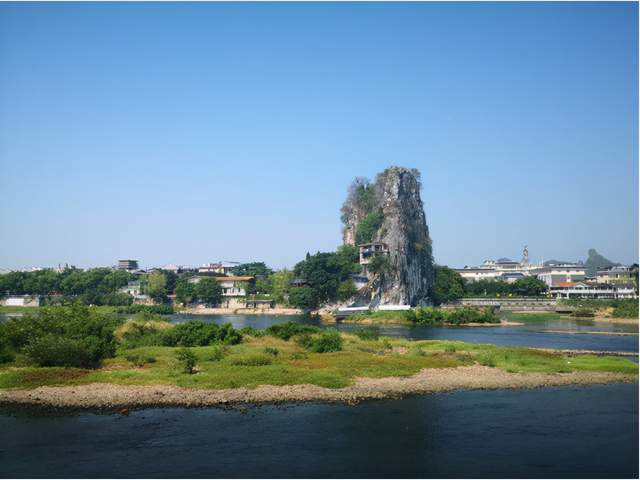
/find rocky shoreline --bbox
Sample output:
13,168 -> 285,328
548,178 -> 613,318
0,366 -> 635,412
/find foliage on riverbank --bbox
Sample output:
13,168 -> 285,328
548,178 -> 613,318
345,307 -> 499,325
558,299 -> 638,319
1,331 -> 636,391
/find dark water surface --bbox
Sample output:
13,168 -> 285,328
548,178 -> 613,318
1,384 -> 637,478
171,313 -> 640,353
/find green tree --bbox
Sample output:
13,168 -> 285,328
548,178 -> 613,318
231,262 -> 273,277
338,279 -> 358,301
195,278 -> 223,306
269,270 -> 294,304
368,255 -> 391,276
175,280 -> 196,306
175,347 -> 197,374
512,276 -> 548,296
147,272 -> 168,302
355,210 -> 385,245
432,265 -> 465,305
288,286 -> 318,310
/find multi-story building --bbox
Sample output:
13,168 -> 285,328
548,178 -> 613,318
534,264 -> 586,287
596,266 -> 633,285
358,242 -> 389,275
550,282 -> 637,299
117,259 -> 139,272
454,259 -> 543,282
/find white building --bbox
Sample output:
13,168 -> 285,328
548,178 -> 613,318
534,264 -> 586,287
550,282 -> 637,299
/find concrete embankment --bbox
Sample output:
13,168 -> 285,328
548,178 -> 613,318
0,366 -> 636,411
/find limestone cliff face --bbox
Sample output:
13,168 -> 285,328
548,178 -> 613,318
341,166 -> 435,307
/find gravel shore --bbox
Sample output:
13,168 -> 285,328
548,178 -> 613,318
0,366 -> 635,411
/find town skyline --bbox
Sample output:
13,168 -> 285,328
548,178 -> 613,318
1,2 -> 637,270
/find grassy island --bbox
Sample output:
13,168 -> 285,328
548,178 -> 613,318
0,307 -> 637,410
342,306 -> 501,325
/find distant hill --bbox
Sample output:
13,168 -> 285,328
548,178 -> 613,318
584,249 -> 620,277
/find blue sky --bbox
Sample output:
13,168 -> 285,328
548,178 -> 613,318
0,2 -> 637,270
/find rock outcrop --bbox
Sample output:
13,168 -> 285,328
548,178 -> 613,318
340,166 -> 435,307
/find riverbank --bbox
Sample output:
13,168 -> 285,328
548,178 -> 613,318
0,365 -> 635,411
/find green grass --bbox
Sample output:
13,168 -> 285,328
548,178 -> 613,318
0,334 -> 636,391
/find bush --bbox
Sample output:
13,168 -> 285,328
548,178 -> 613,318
407,307 -> 498,325
289,351 -> 308,360
0,339 -> 15,364
175,347 -> 197,374
353,326 -> 380,341
208,344 -> 226,361
24,335 -> 95,368
125,353 -> 156,367
161,321 -> 242,347
264,347 -> 279,357
309,329 -> 343,353
0,305 -> 121,367
571,308 -> 595,318
266,321 -> 319,341
239,326 -> 266,337
294,333 -> 314,350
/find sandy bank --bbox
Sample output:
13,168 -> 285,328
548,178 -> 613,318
0,366 -> 635,411
336,317 -> 522,327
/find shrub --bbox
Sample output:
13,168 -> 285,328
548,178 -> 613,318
125,353 -> 156,367
294,333 -> 314,350
264,347 -> 279,357
162,322 -> 242,347
0,305 -> 121,367
239,326 -> 266,337
444,344 -> 457,353
309,329 -> 343,353
266,321 -> 319,341
289,351 -> 308,360
228,353 -> 273,366
24,335 -> 95,368
571,308 -> 595,318
0,339 -> 15,364
208,344 -> 226,361
477,352 -> 497,367
353,326 -> 380,341
175,347 -> 197,374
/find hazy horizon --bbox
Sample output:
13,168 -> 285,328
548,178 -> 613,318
1,2 -> 638,271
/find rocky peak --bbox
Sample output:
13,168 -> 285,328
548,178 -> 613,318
340,166 -> 435,306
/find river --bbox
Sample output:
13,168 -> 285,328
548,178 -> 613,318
0,313 -> 637,477
0,384 -> 637,478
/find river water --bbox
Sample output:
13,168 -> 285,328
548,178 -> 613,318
1,313 -> 638,477
0,384 -> 637,478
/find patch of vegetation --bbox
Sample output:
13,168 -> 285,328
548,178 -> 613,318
353,326 -> 380,341
346,307 -> 499,325
559,299 -> 638,319
355,209 -> 385,245
175,347 -> 197,374
125,353 -> 157,367
115,304 -> 174,315
0,325 -> 636,392
571,308 -> 595,318
308,329 -> 343,353
265,321 -> 319,341
0,305 -> 121,368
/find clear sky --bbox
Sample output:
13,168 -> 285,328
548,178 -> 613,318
0,2 -> 637,271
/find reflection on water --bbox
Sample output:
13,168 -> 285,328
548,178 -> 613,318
1,384 -> 637,478
170,313 -> 639,353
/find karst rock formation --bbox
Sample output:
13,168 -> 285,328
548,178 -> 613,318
340,166 -> 435,307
